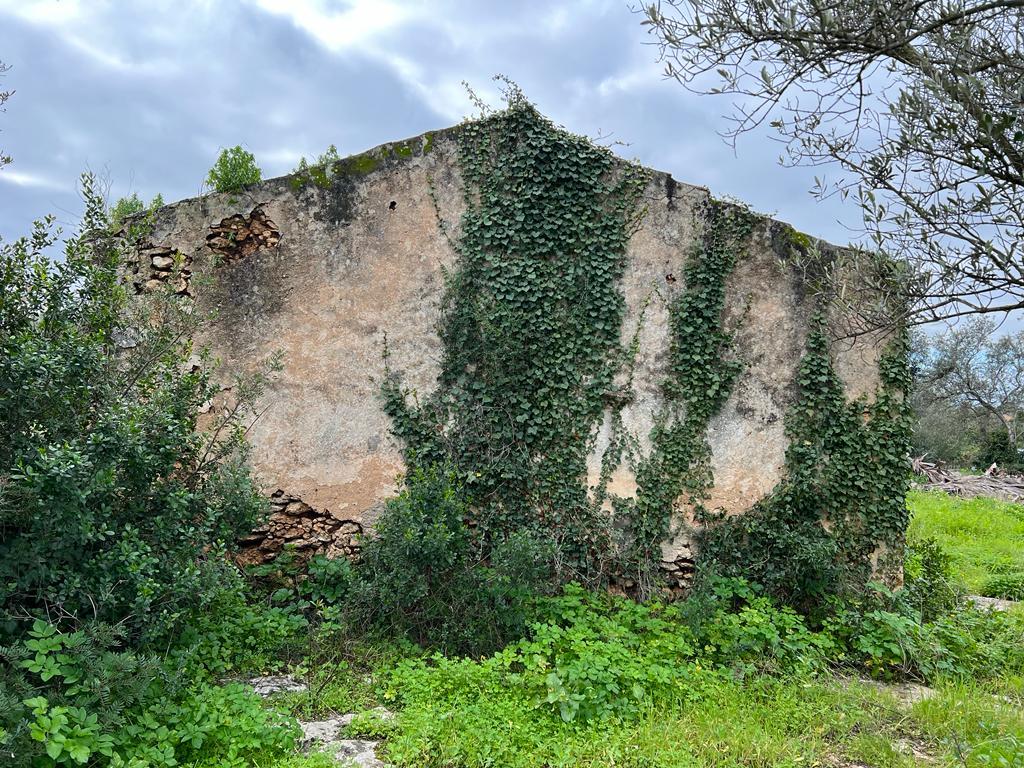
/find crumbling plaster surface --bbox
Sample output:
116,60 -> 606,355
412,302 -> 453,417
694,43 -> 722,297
131,128 -> 884,565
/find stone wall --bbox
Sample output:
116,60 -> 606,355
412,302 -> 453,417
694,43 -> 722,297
127,125 -> 886,576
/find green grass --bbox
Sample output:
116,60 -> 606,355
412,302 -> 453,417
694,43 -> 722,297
377,672 -> 1024,768
908,489 -> 1024,594
256,662 -> 1024,768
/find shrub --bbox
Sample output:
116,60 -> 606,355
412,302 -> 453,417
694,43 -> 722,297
981,573 -> 1024,601
977,428 -> 1024,473
169,571 -> 308,677
913,605 -> 1024,680
827,584 -> 1024,681
290,144 -> 342,188
292,144 -> 341,174
247,550 -> 356,612
0,621 -> 165,763
903,536 -> 959,620
0,174 -> 272,644
206,145 -> 262,193
109,192 -> 163,231
516,585 -> 699,722
345,466 -> 556,655
0,620 -> 299,766
679,576 -> 835,674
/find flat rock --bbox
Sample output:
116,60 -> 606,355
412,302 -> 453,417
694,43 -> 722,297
968,595 -> 1018,612
299,714 -> 355,747
299,708 -> 395,766
328,738 -> 387,767
248,674 -> 308,696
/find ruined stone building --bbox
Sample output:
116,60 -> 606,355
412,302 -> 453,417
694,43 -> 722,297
127,108 -> 907,591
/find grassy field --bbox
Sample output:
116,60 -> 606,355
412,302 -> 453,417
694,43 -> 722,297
377,675 -> 1024,768
908,489 -> 1024,596
268,645 -> 1024,768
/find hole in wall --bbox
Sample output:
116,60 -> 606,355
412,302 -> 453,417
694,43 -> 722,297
388,200 -> 397,211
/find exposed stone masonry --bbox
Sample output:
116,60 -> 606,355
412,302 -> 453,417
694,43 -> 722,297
236,489 -> 364,566
206,207 -> 281,264
127,243 -> 193,296
660,550 -> 697,594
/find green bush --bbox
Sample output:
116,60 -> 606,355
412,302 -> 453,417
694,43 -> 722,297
109,192 -> 163,231
290,144 -> 342,188
0,621 -> 298,766
0,621 -> 164,763
977,428 -> 1024,473
345,466 -> 555,655
981,573 -> 1024,601
247,550 -> 356,613
514,585 -> 699,722
903,536 -> 959,620
827,584 -> 1024,681
0,174 -> 271,644
680,576 -> 835,674
170,573 -> 308,677
206,145 -> 262,193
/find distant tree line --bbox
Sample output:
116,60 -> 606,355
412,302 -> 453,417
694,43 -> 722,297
912,319 -> 1024,470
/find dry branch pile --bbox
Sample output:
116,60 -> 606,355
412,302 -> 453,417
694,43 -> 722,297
912,456 -> 1024,503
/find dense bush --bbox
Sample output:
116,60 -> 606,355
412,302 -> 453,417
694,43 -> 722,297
0,175 -> 271,643
678,576 -> 836,674
170,573 -> 308,677
982,573 -> 1024,601
386,585 -> 704,728
826,582 -> 1024,682
206,146 -> 262,193
345,466 -> 556,655
519,585 -> 698,721
0,620 -> 298,766
903,536 -> 959,621
978,428 -> 1024,473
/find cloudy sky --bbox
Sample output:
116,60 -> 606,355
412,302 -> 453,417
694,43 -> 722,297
0,0 -> 858,246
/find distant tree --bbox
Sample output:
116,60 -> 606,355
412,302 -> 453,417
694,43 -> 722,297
206,145 -> 262,193
1,59 -> 13,168
913,319 -> 1024,465
643,1 -> 1024,329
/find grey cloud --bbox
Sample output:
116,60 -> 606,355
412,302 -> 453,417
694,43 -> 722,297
0,0 -> 858,247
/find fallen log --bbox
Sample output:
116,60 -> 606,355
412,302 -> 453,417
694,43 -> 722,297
912,456 -> 1024,503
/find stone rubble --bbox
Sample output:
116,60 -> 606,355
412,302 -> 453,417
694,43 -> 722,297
125,243 -> 193,296
324,738 -> 388,768
206,207 -> 281,263
299,707 -> 395,766
968,594 -> 1019,612
236,489 -> 364,566
660,546 -> 697,593
248,674 -> 308,696
248,676 -> 394,766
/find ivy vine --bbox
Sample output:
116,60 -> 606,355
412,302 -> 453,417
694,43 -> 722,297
381,96 -> 911,605
382,101 -> 648,581
696,314 -> 912,612
621,201 -> 757,590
